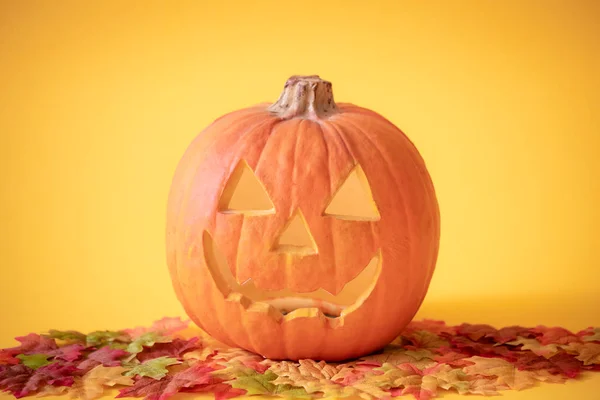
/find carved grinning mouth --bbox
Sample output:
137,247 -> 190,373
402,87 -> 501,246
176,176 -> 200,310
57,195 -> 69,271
203,231 -> 382,324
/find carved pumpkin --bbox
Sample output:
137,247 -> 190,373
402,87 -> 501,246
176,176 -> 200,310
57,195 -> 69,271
166,75 -> 440,361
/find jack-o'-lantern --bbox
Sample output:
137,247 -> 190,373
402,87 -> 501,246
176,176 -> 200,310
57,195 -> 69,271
166,75 -> 440,361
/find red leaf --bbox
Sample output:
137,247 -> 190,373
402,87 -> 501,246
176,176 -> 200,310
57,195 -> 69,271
136,338 -> 200,362
404,320 -> 457,336
78,347 -> 129,370
0,350 -> 20,365
47,344 -> 86,362
117,362 -> 218,400
116,376 -> 172,400
485,326 -> 533,344
125,317 -> 190,339
182,383 -> 246,400
401,385 -> 436,400
451,337 -> 513,359
530,326 -> 581,346
0,362 -> 77,398
515,352 -> 583,378
456,324 -> 497,342
433,351 -> 475,368
3,334 -> 58,358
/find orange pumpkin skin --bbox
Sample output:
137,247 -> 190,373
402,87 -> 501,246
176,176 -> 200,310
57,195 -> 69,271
167,76 -> 440,361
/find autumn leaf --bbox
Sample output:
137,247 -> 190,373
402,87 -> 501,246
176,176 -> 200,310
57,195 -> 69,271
116,376 -> 172,400
2,334 -> 58,359
125,317 -> 190,339
530,326 -> 580,346
403,331 -> 449,351
181,382 -> 246,400
126,332 -> 172,355
579,327 -> 600,342
85,331 -> 131,348
486,326 -> 533,344
404,320 -> 457,337
424,364 -> 471,394
224,367 -> 310,398
269,360 -> 344,395
77,347 -> 130,370
69,366 -> 134,400
463,356 -> 537,390
44,330 -> 87,345
514,352 -> 583,378
456,324 -> 497,342
136,337 -> 200,362
0,363 -> 77,398
563,342 -> 600,365
47,344 -> 86,362
35,384 -> 69,397
506,337 -> 561,358
15,355 -> 52,370
124,357 -> 180,380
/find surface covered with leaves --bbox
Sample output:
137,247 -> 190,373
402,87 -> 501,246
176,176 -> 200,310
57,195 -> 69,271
1,318 -> 599,400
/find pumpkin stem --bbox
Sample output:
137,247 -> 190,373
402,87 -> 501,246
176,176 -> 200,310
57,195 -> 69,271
268,75 -> 338,120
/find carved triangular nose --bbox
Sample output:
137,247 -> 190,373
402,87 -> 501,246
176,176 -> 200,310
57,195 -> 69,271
272,209 -> 318,255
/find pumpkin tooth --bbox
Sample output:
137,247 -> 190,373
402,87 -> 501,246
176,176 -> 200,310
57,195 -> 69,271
225,292 -> 252,308
246,301 -> 283,321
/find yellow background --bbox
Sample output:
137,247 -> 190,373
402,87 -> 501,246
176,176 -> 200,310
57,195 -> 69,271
1,1 -> 599,399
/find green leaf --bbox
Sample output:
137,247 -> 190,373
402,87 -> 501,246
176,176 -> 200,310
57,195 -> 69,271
124,356 -> 180,380
86,330 -> 130,347
44,330 -> 86,343
16,354 -> 52,369
126,332 -> 171,355
228,369 -> 308,397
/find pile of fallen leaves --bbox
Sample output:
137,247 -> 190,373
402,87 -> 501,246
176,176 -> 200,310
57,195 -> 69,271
1,318 -> 599,400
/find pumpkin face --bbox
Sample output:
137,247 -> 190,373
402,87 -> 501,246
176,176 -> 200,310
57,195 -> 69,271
167,76 -> 440,361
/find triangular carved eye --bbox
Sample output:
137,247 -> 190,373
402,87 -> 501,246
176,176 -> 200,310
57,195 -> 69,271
324,165 -> 380,221
218,160 -> 275,215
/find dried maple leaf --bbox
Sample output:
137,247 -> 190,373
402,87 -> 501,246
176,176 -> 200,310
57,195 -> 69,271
0,362 -> 77,398
269,360 -> 343,395
463,356 -> 537,390
360,347 -> 435,369
124,357 -> 180,380
506,337 -> 561,358
530,326 -> 580,345
69,366 -> 134,400
126,332 -> 172,355
486,326 -> 533,344
578,327 -> 600,342
85,331 -> 131,348
403,331 -> 449,351
181,382 -> 246,400
44,330 -> 87,345
423,364 -> 471,394
514,352 -> 583,378
47,344 -> 86,362
77,347 -> 130,371
15,354 -> 52,370
456,324 -> 497,342
211,348 -> 272,373
136,337 -> 200,362
35,384 -> 69,397
223,366 -> 310,398
125,317 -> 190,339
404,320 -> 457,337
116,376 -> 172,400
563,342 -> 600,365
2,334 -> 58,359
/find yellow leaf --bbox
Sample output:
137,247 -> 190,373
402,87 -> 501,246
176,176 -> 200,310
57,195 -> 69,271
565,342 -> 600,365
70,366 -> 134,400
506,337 -> 560,358
463,356 -> 537,391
